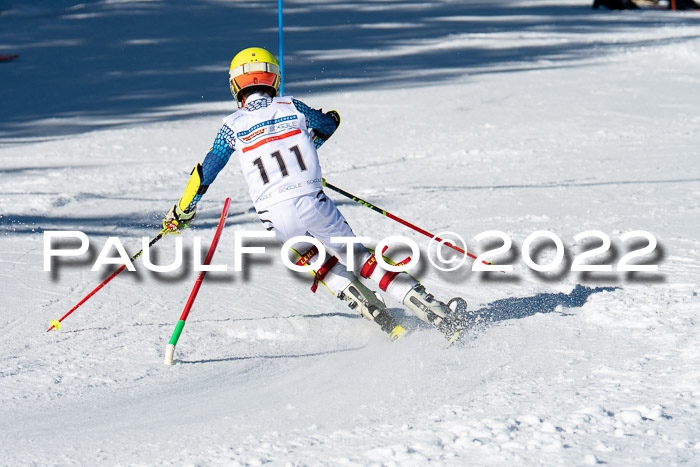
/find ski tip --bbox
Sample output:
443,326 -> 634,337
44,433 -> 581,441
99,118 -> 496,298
446,330 -> 461,346
389,325 -> 408,342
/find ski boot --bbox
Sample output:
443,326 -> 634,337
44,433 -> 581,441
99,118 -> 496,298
403,284 -> 468,344
339,280 -> 407,342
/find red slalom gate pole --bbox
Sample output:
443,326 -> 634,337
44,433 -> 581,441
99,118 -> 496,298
163,197 -> 231,365
323,180 -> 492,267
47,226 -> 172,331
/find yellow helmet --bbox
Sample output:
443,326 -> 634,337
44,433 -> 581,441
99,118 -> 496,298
229,47 -> 281,104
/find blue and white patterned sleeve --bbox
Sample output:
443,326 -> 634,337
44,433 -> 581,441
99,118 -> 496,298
292,98 -> 340,149
184,125 -> 235,212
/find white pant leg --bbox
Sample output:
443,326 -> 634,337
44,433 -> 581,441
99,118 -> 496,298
293,194 -> 362,260
259,193 -> 416,301
295,193 -> 416,302
258,194 -> 356,295
256,198 -> 307,242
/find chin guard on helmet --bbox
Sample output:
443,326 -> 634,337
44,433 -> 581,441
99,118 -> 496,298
178,163 -> 209,212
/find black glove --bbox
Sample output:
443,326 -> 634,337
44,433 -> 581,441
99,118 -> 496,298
313,110 -> 341,144
326,109 -> 340,128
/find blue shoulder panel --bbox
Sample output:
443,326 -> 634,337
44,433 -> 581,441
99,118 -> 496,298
292,98 -> 338,148
184,125 -> 235,212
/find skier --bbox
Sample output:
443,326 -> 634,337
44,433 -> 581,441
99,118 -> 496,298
164,47 -> 465,342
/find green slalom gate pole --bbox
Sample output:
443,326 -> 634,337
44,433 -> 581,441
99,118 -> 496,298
163,198 -> 232,365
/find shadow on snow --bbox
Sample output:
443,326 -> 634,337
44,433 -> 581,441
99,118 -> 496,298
2,0 -> 696,139
179,344 -> 365,365
469,283 -> 617,324
397,284 -> 618,333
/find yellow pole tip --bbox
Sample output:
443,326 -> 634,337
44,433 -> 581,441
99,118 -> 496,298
50,320 -> 61,331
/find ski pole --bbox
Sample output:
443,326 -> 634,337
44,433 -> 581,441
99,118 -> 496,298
323,179 -> 490,265
47,226 -> 174,332
163,198 -> 231,365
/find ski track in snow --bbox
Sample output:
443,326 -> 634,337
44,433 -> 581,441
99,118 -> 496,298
2,0 -> 700,465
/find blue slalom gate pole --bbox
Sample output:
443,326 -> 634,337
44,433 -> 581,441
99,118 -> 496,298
278,0 -> 284,96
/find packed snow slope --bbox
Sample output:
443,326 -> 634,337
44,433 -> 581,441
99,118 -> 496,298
2,0 -> 700,465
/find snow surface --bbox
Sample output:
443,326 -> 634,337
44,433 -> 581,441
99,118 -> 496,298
2,0 -> 700,465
